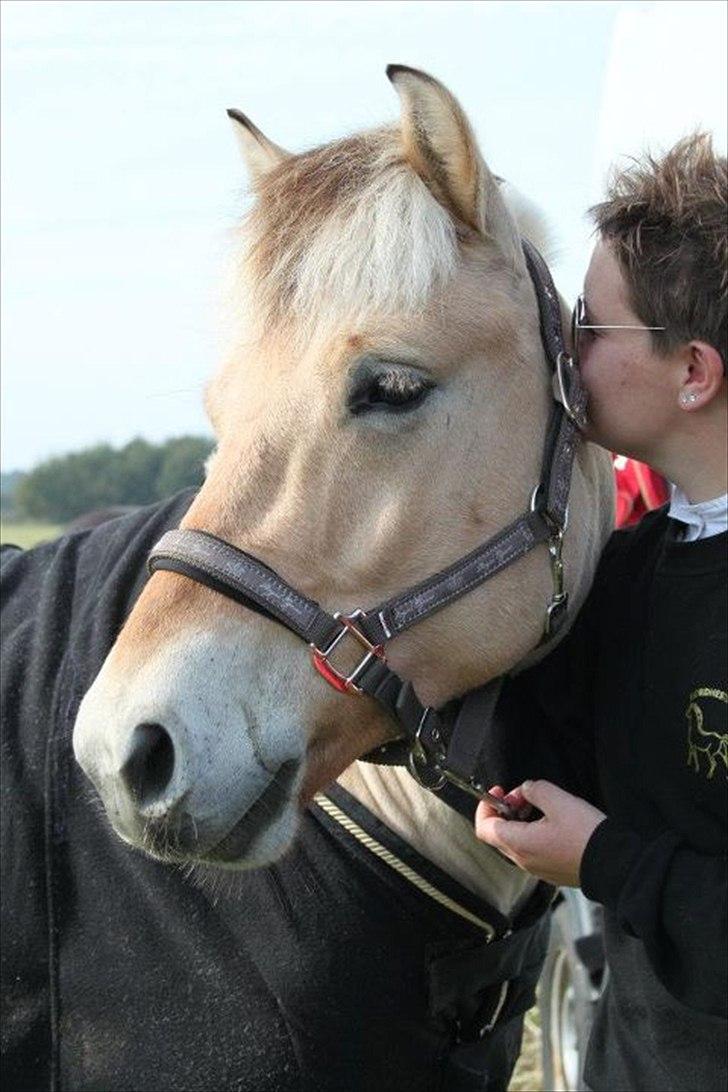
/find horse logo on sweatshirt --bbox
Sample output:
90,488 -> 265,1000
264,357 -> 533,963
685,688 -> 728,780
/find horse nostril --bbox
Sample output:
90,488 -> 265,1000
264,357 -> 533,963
120,723 -> 176,807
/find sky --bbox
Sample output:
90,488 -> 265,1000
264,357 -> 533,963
2,0 -> 726,472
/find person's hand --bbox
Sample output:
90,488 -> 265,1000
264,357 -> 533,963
474,780 -> 606,887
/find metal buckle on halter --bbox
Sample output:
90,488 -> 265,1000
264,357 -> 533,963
555,351 -> 588,430
407,708 -> 447,790
311,609 -> 385,695
408,711 -> 517,817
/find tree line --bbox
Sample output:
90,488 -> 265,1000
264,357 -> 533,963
7,436 -> 215,523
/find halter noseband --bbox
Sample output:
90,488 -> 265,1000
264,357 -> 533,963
147,239 -> 587,819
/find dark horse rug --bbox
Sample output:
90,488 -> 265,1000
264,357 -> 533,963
1,492 -> 551,1092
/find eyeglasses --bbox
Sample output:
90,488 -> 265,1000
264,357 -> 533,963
571,293 -> 666,364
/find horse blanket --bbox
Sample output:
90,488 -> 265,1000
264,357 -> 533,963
1,492 -> 550,1092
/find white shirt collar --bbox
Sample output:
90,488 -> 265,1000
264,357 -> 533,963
668,484 -> 728,541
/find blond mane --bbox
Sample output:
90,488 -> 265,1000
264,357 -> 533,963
236,127 -> 457,340
232,125 -> 551,345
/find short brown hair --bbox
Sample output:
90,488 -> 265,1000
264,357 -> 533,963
590,133 -> 727,364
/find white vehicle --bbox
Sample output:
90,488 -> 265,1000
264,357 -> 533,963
540,890 -> 607,1091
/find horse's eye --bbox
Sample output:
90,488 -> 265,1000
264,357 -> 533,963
348,367 -> 435,416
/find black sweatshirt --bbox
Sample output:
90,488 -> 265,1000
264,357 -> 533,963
489,507 -> 727,1091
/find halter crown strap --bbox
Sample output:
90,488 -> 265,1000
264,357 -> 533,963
521,237 -> 565,367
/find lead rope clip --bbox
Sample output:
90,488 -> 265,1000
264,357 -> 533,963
543,523 -> 568,639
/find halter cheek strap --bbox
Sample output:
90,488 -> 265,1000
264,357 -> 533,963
146,238 -> 587,819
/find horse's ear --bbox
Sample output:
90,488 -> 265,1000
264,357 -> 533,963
387,65 -> 522,266
227,109 -> 291,184
387,65 -> 483,231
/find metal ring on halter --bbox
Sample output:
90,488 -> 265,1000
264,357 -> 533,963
555,352 -> 588,430
407,709 -> 446,791
530,483 -> 570,536
529,483 -> 545,515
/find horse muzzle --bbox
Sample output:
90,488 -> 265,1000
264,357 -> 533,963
72,636 -> 307,867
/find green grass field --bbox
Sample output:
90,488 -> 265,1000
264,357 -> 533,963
0,521 -> 64,549
509,1006 -> 542,1090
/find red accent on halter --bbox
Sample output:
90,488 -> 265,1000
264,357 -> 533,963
311,649 -> 356,694
311,612 -> 386,695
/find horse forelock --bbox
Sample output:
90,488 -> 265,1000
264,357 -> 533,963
235,127 -> 461,340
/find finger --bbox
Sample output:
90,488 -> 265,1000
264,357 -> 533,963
475,792 -> 514,823
519,779 -> 573,812
481,786 -> 506,812
475,808 -> 523,843
476,812 -> 538,852
498,787 -> 533,820
475,799 -> 502,826
484,814 -> 550,860
474,813 -> 512,847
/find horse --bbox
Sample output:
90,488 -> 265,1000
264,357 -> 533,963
1,66 -> 614,1091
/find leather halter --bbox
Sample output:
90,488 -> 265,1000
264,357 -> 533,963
147,238 -> 587,819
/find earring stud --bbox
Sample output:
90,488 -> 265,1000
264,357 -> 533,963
680,392 -> 698,406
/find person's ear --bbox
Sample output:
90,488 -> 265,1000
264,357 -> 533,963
677,341 -> 725,411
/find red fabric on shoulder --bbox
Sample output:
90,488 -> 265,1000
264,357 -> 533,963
612,456 -> 669,528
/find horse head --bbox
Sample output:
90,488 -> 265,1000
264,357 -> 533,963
73,66 -> 613,870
